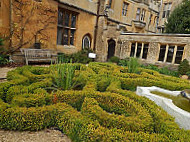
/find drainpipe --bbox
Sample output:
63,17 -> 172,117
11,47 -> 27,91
157,0 -> 163,33
93,0 -> 100,52
9,0 -> 13,51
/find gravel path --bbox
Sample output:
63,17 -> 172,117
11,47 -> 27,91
0,67 -> 15,82
0,67 -> 72,142
0,129 -> 71,142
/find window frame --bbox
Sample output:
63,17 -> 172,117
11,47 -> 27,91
136,8 -> 146,22
130,42 -> 149,59
175,46 -> 184,64
158,44 -> 185,64
136,8 -> 141,21
148,14 -> 153,25
82,35 -> 91,50
122,2 -> 129,16
162,3 -> 167,18
140,9 -> 146,22
158,45 -> 167,62
57,8 -> 77,46
166,3 -> 172,18
166,45 -> 175,63
142,43 -> 149,59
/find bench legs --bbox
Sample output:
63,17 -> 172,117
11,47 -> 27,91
26,58 -> 29,65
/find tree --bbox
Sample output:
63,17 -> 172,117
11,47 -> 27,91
165,0 -> 190,34
10,0 -> 57,53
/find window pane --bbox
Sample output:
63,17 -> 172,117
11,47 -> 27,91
130,43 -> 136,57
166,10 -> 170,18
136,14 -> 140,20
141,10 -> 145,21
136,43 -> 142,58
137,8 -> 141,14
136,8 -> 141,20
164,4 -> 167,10
64,12 -> 70,27
70,30 -> 75,45
166,46 -> 175,63
142,44 -> 149,59
175,46 -> 184,64
162,11 -> 166,18
58,9 -> 63,25
57,27 -> 63,45
63,29 -> 69,45
158,45 -> 166,61
71,14 -> 76,28
122,3 -> 128,16
168,3 -> 172,10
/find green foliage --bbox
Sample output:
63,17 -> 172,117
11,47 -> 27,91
51,62 -> 75,90
165,0 -> 190,34
97,76 -> 111,92
108,56 -> 120,64
58,48 -> 93,64
0,54 -> 9,65
0,38 -> 3,46
0,63 -> 190,141
186,71 -> 190,78
178,59 -> 190,75
71,48 -> 93,64
118,58 -> 129,66
127,57 -> 140,73
11,94 -> 49,108
0,103 -> 71,131
141,64 -> 179,77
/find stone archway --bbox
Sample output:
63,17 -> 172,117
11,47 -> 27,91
107,39 -> 116,60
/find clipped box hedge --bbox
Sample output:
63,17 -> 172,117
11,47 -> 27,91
0,63 -> 190,141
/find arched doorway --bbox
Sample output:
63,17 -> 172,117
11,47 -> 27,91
107,39 -> 116,60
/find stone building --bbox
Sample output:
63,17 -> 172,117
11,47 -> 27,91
157,0 -> 183,33
0,0 -> 188,66
117,33 -> 190,68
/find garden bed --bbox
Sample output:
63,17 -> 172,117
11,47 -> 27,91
0,62 -> 190,141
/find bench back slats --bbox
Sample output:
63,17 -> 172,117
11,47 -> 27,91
20,48 -> 57,65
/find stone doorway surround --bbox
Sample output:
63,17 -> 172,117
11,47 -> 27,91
107,39 -> 116,60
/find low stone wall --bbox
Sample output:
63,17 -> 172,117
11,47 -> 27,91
136,86 -> 190,130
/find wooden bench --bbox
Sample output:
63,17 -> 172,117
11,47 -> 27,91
20,49 -> 57,65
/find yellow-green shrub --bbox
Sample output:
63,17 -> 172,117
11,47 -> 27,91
0,103 -> 71,131
1,63 -> 190,142
11,94 -> 52,107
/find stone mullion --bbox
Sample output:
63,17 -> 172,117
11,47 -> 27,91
157,44 -> 161,61
140,43 -> 144,59
164,44 -> 169,63
182,45 -> 187,61
172,45 -> 177,64
134,42 -> 137,58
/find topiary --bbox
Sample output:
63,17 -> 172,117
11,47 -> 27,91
178,59 -> 190,75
